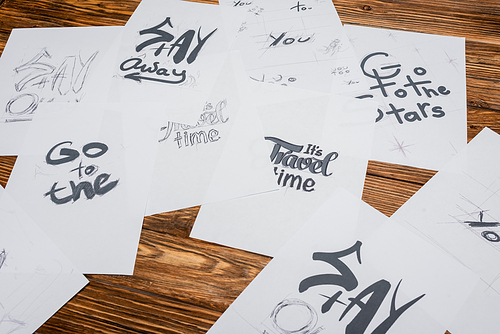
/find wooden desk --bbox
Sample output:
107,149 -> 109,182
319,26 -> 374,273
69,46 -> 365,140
0,0 -> 499,333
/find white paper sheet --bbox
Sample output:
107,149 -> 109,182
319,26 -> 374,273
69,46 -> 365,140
0,185 -> 88,334
344,25 -> 467,170
206,188 -> 479,334
219,0 -> 367,95
5,103 -> 159,274
190,84 -> 376,256
109,0 -> 244,124
145,52 -> 277,215
391,127 -> 500,332
0,26 -> 122,156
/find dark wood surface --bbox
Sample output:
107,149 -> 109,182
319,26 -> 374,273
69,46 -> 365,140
0,0 -> 499,333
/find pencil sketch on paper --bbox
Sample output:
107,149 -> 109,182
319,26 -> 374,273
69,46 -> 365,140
256,241 -> 425,334
42,141 -> 119,205
250,73 -> 298,86
0,307 -> 27,334
0,249 -> 6,269
448,194 -> 500,247
389,135 -> 414,158
319,38 -> 342,56
158,99 -> 229,148
262,298 -> 324,334
2,48 -> 98,123
119,16 -> 217,86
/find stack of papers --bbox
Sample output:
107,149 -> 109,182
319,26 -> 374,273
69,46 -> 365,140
0,0 -> 496,332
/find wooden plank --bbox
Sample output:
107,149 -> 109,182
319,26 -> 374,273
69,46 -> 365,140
362,172 -> 426,216
467,107 -> 500,141
0,156 -> 15,188
144,207 -> 200,238
333,0 -> 500,43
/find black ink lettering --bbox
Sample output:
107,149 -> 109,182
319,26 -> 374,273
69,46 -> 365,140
360,52 -> 400,97
385,104 -> 405,124
269,32 -> 286,47
70,180 -> 95,201
136,17 -> 174,56
431,105 -> 445,118
417,102 -> 430,118
302,178 -> 315,192
320,291 -> 345,313
169,30 -> 196,64
320,151 -> 338,177
120,58 -> 142,72
422,86 -> 439,98
44,173 -> 118,204
372,280 -> 425,334
299,241 -> 362,293
275,167 -> 285,184
44,182 -> 73,204
265,136 -> 303,163
233,0 -> 252,6
290,2 -> 312,12
375,108 -> 384,123
438,86 -> 451,95
413,67 -> 427,76
94,173 -> 119,196
394,89 -> 407,98
123,69 -> 186,85
70,161 -> 85,179
83,142 -> 108,158
481,231 -> 500,242
340,279 -> 391,334
274,167 -> 316,192
46,141 -> 79,165
283,173 -> 302,190
402,75 -> 432,97
85,165 -> 98,177
298,157 -> 312,170
403,111 -> 422,122
186,27 -> 218,64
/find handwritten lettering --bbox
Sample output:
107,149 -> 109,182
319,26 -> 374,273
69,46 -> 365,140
290,1 -> 312,12
299,242 -> 425,333
120,58 -> 186,84
3,49 -> 98,123
358,52 -> 451,124
264,137 -> 338,193
268,32 -> 313,48
44,141 -> 118,205
120,17 -> 217,85
266,137 -> 338,177
159,100 -> 228,147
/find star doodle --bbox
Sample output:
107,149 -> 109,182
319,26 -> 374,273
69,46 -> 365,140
389,135 -> 413,157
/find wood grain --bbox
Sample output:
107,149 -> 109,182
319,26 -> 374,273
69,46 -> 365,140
0,0 -> 498,333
